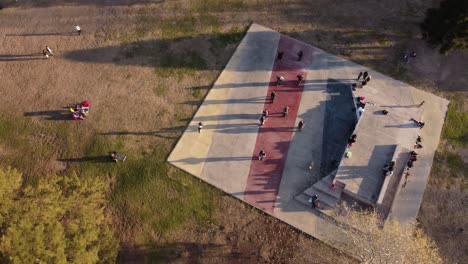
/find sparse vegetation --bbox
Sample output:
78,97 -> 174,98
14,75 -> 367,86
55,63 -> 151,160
443,96 -> 468,146
333,204 -> 442,264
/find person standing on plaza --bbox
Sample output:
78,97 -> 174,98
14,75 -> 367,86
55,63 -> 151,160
417,101 -> 425,107
277,51 -> 284,61
198,122 -> 203,133
356,72 -> 363,80
259,116 -> 265,126
270,91 -> 276,103
298,120 -> 305,131
258,150 -> 266,161
283,106 -> 290,117
276,75 -> 284,86
297,74 -> 304,86
297,50 -> 303,61
363,71 -> 369,80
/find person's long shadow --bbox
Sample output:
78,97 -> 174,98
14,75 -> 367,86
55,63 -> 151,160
6,32 -> 74,37
58,156 -> 114,163
24,110 -> 72,121
0,53 -> 44,61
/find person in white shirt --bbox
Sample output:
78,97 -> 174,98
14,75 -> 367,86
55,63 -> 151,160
75,25 -> 81,35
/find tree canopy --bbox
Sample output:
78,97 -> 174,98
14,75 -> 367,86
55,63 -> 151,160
333,204 -> 442,264
0,167 -> 119,264
420,0 -> 468,54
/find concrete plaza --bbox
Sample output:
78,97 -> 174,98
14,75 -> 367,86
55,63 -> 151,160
168,24 -> 449,251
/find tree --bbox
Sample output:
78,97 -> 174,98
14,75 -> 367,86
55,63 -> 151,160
0,168 -> 119,264
332,204 -> 442,264
420,0 -> 468,54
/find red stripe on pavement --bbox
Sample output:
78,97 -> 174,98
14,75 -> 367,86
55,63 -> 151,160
243,35 -> 313,213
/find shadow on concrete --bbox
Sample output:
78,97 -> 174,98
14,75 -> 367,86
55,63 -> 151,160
24,110 -> 73,120
319,79 -> 357,178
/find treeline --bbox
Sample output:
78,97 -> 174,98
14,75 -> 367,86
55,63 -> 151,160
0,167 -> 119,264
421,0 -> 468,54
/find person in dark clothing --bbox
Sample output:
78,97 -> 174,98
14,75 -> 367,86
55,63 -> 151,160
351,83 -> 357,91
357,72 -> 363,81
363,71 -> 369,79
277,51 -> 284,61
297,50 -> 303,61
258,150 -> 266,161
297,74 -> 304,86
198,122 -> 203,133
382,110 -> 389,115
276,75 -> 285,86
270,91 -> 276,102
311,195 -> 319,208
283,106 -> 290,117
259,116 -> 265,126
298,120 -> 305,131
362,80 -> 368,87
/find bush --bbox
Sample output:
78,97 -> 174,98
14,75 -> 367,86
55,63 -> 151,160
420,0 -> 468,54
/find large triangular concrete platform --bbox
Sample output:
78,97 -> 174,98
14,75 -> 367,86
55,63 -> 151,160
168,24 -> 449,253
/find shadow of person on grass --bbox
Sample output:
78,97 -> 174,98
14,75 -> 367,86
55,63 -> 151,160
58,156 -> 113,163
24,110 -> 73,121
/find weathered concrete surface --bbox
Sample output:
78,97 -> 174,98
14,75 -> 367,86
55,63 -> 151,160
168,23 -> 449,253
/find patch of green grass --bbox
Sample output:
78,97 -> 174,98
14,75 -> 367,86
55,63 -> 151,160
112,150 -> 215,235
160,15 -> 197,39
154,51 -> 207,78
190,0 -> 245,12
446,152 -> 467,177
78,135 -> 216,235
146,244 -> 179,263
443,97 -> 468,146
209,26 -> 247,54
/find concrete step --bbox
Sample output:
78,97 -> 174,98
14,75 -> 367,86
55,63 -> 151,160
313,179 -> 344,199
295,193 -> 336,217
303,186 -> 339,209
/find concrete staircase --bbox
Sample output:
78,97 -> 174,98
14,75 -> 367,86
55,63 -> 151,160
377,148 -> 411,218
295,172 -> 345,217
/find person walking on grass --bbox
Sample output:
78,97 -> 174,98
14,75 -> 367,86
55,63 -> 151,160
276,75 -> 285,86
258,150 -> 266,161
298,120 -> 305,132
198,122 -> 203,133
75,25 -> 81,35
270,91 -> 276,102
46,46 -> 53,56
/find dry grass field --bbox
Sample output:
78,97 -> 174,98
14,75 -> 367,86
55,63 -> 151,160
0,0 -> 466,263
